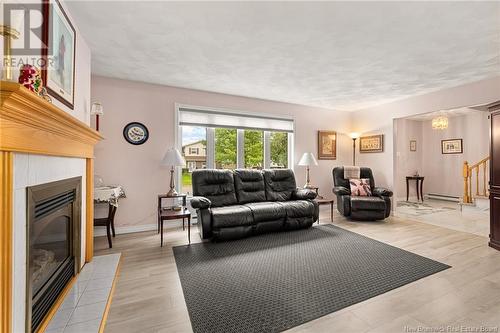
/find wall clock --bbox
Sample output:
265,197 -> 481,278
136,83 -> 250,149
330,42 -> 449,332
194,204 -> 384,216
123,122 -> 149,145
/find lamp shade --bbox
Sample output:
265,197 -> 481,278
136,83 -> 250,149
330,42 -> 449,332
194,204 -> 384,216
90,102 -> 103,115
298,152 -> 318,166
161,148 -> 186,167
350,132 -> 360,139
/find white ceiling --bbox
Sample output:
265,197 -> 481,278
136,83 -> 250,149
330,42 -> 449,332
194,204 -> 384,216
67,1 -> 500,111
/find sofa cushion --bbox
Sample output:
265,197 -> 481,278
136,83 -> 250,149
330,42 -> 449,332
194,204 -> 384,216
211,205 -> 253,228
244,202 -> 286,222
234,169 -> 266,204
278,200 -> 315,217
192,169 -> 237,207
263,169 -> 297,201
351,196 -> 385,211
349,178 -> 372,196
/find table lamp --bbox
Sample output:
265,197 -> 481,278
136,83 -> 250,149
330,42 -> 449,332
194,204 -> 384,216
161,148 -> 186,196
298,152 -> 318,189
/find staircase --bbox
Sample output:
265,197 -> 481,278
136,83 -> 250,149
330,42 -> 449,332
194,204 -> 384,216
463,156 -> 490,204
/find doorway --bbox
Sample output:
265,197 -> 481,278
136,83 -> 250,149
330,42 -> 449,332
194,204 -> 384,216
393,106 -> 490,236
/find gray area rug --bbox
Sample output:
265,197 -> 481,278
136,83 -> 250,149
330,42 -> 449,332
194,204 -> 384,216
173,225 -> 450,333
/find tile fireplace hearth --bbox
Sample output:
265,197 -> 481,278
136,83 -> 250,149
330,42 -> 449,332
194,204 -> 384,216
27,178 -> 82,333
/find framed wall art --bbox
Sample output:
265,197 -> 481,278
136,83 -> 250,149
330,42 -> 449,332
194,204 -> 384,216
42,0 -> 76,109
441,139 -> 463,154
410,140 -> 417,152
359,135 -> 384,153
317,131 -> 337,160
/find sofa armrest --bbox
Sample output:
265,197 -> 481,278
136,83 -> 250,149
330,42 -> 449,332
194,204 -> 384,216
372,187 -> 393,198
292,189 -> 317,200
333,186 -> 350,196
190,196 -> 212,209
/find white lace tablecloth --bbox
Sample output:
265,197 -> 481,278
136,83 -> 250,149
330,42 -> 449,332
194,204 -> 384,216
94,185 -> 126,207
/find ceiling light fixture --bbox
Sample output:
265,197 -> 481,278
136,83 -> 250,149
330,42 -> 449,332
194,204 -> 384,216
432,116 -> 448,130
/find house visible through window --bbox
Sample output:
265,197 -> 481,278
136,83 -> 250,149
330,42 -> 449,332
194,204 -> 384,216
178,106 -> 294,194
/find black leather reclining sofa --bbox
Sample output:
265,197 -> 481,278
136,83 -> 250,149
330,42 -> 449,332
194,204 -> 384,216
190,169 -> 319,241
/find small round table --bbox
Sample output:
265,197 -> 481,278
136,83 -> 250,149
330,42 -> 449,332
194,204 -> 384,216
406,176 -> 425,202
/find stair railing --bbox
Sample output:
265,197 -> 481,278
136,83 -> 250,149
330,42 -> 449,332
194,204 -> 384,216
463,156 -> 490,204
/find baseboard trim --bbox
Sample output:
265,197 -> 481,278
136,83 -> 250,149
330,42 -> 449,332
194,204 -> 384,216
94,218 -> 197,237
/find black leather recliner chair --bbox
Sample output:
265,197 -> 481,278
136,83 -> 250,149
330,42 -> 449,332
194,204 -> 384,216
190,169 -> 319,241
332,167 -> 393,220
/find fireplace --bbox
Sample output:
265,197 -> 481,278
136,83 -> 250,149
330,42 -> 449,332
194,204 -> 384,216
26,177 -> 82,333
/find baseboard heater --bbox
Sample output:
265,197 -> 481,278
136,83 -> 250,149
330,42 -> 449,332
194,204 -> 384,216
425,193 -> 460,202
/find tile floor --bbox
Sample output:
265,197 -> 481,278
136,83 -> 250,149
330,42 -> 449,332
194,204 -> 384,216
395,199 -> 489,237
44,253 -> 121,333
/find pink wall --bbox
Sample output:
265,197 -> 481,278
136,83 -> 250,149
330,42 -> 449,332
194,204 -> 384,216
351,76 -> 500,199
394,112 -> 490,199
421,112 -> 490,197
394,119 -> 423,198
91,76 -> 352,229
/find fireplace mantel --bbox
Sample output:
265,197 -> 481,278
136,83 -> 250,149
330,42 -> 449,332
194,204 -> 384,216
1,81 -> 102,158
1,81 -> 103,333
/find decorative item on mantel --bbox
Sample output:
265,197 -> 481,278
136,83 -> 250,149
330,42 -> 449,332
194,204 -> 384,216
161,148 -> 186,196
0,5 -> 22,81
90,102 -> 104,131
298,152 -> 318,189
18,64 -> 43,94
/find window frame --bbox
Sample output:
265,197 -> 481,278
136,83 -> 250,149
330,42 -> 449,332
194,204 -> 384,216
175,104 -> 295,194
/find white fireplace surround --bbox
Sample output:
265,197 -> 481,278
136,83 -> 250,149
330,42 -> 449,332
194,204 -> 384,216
12,154 -> 87,333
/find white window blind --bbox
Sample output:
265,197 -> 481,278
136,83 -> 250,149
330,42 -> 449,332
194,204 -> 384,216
178,107 -> 294,133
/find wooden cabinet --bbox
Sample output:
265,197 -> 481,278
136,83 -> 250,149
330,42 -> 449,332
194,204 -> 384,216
489,101 -> 500,251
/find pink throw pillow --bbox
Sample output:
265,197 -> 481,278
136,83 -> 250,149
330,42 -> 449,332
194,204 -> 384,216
349,178 -> 372,196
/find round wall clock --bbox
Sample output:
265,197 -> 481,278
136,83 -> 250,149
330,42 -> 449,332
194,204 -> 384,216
123,122 -> 149,145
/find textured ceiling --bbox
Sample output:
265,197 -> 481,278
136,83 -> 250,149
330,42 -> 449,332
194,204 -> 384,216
67,1 -> 500,111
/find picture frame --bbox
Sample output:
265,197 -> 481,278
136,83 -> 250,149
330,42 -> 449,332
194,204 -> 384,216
410,140 -> 417,152
317,131 -> 337,160
42,0 -> 76,109
359,135 -> 384,153
441,139 -> 463,154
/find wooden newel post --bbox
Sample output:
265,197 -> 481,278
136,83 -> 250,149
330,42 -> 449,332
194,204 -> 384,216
463,161 -> 470,203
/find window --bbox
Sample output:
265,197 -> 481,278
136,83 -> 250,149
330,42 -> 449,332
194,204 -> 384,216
180,126 -> 207,194
215,128 -> 237,169
244,130 -> 263,169
177,106 -> 294,193
270,132 -> 288,168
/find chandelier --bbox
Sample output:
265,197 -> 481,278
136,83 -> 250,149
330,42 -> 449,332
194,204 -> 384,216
432,116 -> 448,130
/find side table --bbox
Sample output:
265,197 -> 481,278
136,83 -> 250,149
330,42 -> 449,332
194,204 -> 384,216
406,176 -> 424,202
309,187 -> 334,223
158,194 -> 190,246
315,198 -> 334,223
158,207 -> 191,247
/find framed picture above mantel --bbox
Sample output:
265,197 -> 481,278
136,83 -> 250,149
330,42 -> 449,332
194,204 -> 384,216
359,135 -> 384,153
42,0 -> 76,110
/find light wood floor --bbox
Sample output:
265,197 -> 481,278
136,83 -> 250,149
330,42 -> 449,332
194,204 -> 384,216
95,208 -> 500,333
